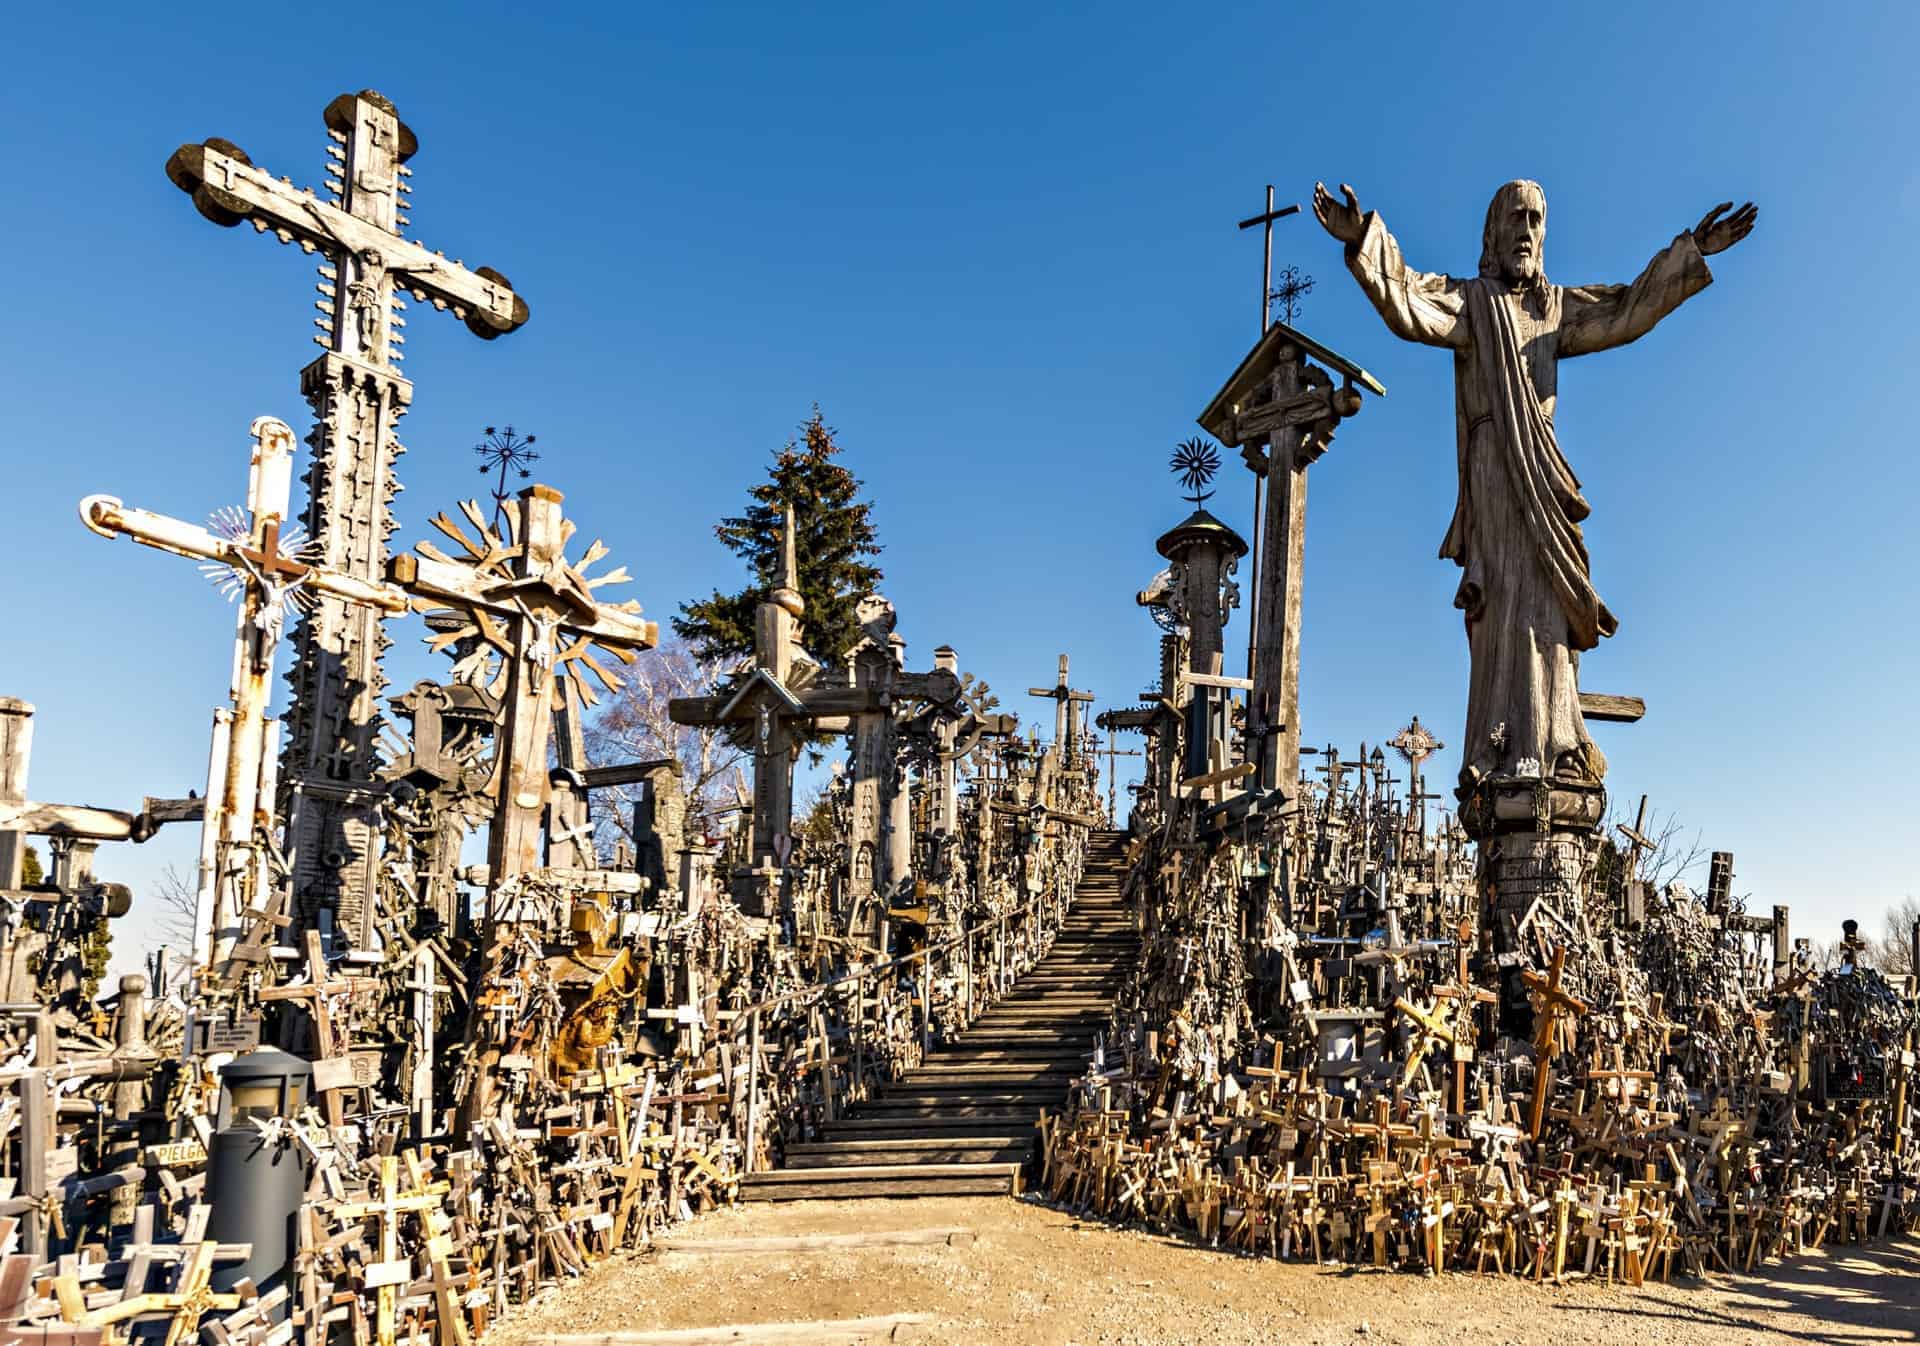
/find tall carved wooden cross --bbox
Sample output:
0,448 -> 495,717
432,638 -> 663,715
79,417 -> 408,968
165,90 -> 529,947
1027,655 -> 1093,767
1199,325 -> 1383,795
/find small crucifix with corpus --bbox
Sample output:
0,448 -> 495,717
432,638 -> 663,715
80,417 -> 410,969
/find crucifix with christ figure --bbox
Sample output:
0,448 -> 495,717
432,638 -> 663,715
391,486 -> 657,905
80,417 -> 409,970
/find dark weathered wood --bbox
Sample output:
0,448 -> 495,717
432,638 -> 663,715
1578,693 -> 1646,724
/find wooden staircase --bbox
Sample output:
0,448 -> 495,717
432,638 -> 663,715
743,829 -> 1136,1200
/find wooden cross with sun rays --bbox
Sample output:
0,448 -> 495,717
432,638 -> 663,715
390,485 -> 657,887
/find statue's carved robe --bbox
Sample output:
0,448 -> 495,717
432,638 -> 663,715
1345,212 -> 1712,789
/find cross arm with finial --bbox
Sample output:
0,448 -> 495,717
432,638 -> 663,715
164,133 -> 527,341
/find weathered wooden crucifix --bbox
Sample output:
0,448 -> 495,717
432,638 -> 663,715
165,90 -> 529,948
1431,918 -> 1498,1116
391,486 -> 657,903
1027,655 -> 1094,768
333,1152 -> 449,1346
1388,716 -> 1445,839
79,417 -> 410,968
1199,324 -> 1383,796
256,930 -> 380,1127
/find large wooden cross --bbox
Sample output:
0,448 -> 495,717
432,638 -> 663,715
1521,945 -> 1590,1140
334,1152 -> 449,1346
1027,654 -> 1094,767
80,417 -> 408,967
1199,327 -> 1382,794
165,90 -> 529,947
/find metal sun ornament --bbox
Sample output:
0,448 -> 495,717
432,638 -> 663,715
1388,715 -> 1444,767
1169,437 -> 1222,504
473,424 -> 541,527
415,497 -> 642,710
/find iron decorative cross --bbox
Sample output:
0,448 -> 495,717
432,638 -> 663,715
1237,185 -> 1300,335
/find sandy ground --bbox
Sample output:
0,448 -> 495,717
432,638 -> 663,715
491,1195 -> 1920,1346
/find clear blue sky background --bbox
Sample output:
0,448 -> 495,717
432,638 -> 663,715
2,3 -> 1914,967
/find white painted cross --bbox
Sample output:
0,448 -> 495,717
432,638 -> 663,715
79,417 -> 409,968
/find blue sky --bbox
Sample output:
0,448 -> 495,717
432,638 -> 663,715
2,2 -> 1914,962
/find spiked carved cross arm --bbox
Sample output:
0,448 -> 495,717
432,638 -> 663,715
164,90 -> 528,356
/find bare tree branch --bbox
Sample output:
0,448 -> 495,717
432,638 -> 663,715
1871,894 -> 1920,977
582,638 -> 750,853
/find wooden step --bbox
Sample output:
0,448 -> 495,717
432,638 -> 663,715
783,1136 -> 1036,1159
824,1115 -> 1039,1136
741,1162 -> 1022,1201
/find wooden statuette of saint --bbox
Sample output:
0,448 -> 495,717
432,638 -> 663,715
1312,180 -> 1755,797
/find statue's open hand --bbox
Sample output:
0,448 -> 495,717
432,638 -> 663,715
1691,201 -> 1757,256
1313,182 -> 1366,245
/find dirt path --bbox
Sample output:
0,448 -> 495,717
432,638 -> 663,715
491,1195 -> 1919,1345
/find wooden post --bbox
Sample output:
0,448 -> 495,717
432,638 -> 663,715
963,926 -> 974,1027
409,945 -> 437,1141
851,969 -> 866,1102
813,1005 -> 835,1125
744,1010 -> 762,1177
1252,411 -> 1309,795
20,1067 -> 48,1260
920,952 -> 932,1060
0,699 -> 30,891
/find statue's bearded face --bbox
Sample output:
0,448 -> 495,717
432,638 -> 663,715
1495,186 -> 1546,284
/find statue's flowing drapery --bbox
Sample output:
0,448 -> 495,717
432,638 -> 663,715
1344,212 -> 1711,789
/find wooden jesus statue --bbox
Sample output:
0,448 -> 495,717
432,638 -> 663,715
1313,180 -> 1756,797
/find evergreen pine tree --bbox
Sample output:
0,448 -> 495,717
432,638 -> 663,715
675,408 -> 884,667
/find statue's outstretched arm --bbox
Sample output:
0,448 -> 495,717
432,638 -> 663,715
1560,201 -> 1752,358
1317,183 -> 1466,350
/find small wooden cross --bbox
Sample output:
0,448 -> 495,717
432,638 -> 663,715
256,930 -> 380,1125
1615,793 -> 1657,883
1433,917 -> 1499,1114
69,1238 -> 248,1346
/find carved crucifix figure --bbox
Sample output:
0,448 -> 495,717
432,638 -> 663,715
80,418 -> 409,968
393,486 -> 656,898
1314,181 -> 1756,796
165,90 -> 530,947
